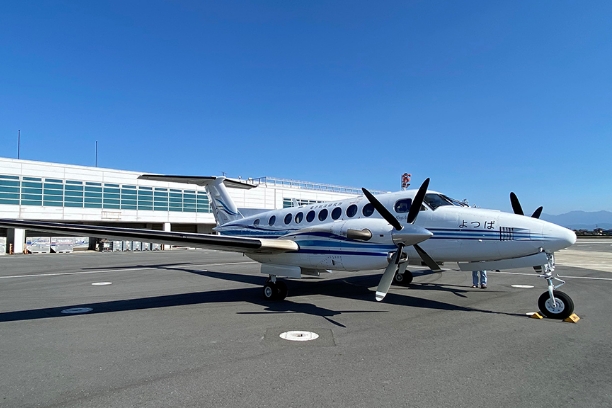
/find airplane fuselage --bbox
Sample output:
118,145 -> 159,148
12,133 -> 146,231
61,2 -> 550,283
215,190 -> 576,271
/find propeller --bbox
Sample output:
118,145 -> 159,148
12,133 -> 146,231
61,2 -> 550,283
362,178 -> 437,301
510,192 -> 543,219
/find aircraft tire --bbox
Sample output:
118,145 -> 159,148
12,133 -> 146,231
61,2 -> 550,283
538,290 -> 574,319
393,271 -> 413,286
275,281 -> 288,300
263,282 -> 277,300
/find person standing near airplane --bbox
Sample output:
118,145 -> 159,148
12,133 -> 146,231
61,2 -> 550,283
472,270 -> 487,289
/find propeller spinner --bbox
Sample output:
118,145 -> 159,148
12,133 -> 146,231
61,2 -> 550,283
362,178 -> 438,301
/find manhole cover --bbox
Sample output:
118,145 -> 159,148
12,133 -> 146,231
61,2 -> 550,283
279,331 -> 319,342
61,307 -> 93,314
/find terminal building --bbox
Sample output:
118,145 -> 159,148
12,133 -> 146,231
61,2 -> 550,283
0,157 -> 385,254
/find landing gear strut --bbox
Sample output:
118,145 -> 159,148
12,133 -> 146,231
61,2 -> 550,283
536,253 -> 574,319
263,276 -> 288,301
392,261 -> 413,286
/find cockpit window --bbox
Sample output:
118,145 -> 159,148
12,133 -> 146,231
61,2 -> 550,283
423,193 -> 461,210
394,199 -> 412,213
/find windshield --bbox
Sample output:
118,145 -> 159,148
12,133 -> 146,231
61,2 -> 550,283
423,193 -> 467,210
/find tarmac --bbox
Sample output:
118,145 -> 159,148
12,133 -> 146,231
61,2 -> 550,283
1,238 -> 611,408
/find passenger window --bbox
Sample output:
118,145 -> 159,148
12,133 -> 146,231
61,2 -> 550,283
295,212 -> 304,224
284,213 -> 292,224
363,203 -> 374,217
394,199 -> 412,213
306,210 -> 315,222
254,219 -> 260,226
268,215 -> 276,226
318,209 -> 328,221
332,207 -> 342,220
347,204 -> 358,218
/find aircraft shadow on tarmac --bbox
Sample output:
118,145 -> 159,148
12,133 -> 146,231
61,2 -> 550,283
0,264 -> 524,324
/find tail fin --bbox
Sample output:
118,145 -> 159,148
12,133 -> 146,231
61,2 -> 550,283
138,174 -> 254,226
205,177 -> 244,225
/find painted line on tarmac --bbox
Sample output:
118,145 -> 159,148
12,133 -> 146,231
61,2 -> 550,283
488,270 -> 612,281
0,267 -> 150,279
0,261 -> 258,280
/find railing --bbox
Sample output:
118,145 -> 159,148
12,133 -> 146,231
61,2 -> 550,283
244,176 -> 388,195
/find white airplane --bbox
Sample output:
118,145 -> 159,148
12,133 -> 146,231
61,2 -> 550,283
0,176 -> 577,319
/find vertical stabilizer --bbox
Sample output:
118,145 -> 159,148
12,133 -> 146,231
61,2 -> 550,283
206,177 -> 243,226
138,174 -> 251,226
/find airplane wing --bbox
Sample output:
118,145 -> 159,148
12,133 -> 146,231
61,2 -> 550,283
0,219 -> 298,253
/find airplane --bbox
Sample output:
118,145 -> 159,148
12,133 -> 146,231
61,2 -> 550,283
0,175 -> 577,319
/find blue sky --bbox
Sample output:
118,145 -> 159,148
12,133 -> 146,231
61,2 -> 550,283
1,1 -> 610,214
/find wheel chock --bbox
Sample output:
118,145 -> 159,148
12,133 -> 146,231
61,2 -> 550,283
529,312 -> 543,319
563,313 -> 580,323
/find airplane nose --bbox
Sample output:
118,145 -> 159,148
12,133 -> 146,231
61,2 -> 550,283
543,223 -> 576,251
564,227 -> 577,246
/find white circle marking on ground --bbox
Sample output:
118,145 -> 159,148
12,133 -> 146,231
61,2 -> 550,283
511,284 -> 535,289
279,331 -> 319,342
92,282 -> 112,286
61,307 -> 93,314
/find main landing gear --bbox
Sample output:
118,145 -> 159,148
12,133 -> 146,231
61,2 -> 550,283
262,276 -> 288,301
392,261 -> 413,286
536,253 -> 575,319
393,270 -> 413,286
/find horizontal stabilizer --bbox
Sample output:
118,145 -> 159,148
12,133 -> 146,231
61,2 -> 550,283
138,174 -> 255,190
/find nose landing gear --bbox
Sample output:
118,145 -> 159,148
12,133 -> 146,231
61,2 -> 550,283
536,253 -> 574,319
538,290 -> 574,319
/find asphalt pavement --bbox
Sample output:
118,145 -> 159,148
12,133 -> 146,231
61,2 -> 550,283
1,240 -> 611,408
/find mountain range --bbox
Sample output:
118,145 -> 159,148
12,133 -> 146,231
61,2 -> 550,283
540,211 -> 612,230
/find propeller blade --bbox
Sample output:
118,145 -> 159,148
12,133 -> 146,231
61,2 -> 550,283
407,178 -> 430,224
362,188 -> 402,231
376,249 -> 401,301
414,243 -> 441,272
531,206 -> 543,219
510,192 -> 524,216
